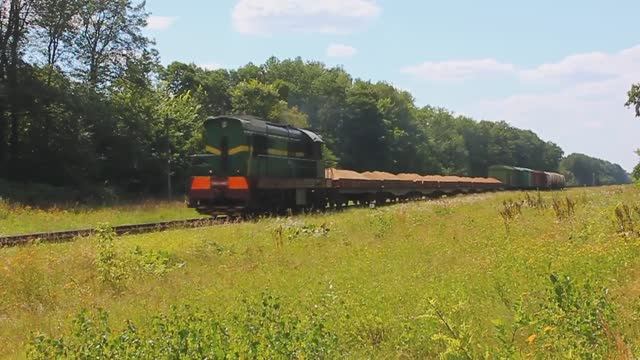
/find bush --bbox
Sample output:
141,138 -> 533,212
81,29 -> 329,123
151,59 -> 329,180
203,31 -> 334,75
504,274 -> 620,359
28,294 -> 338,359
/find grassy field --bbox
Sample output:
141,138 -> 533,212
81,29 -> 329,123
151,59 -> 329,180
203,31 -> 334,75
1,186 -> 640,358
0,199 -> 202,235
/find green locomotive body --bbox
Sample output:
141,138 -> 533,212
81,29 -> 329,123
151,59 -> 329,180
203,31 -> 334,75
188,115 -> 328,215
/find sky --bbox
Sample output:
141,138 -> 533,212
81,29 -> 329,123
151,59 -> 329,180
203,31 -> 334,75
143,0 -> 640,171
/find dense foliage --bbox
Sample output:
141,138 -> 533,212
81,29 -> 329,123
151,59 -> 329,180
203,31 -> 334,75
560,153 -> 631,186
0,0 -> 628,197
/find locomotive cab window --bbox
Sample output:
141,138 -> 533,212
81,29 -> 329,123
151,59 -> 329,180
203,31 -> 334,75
253,135 -> 267,157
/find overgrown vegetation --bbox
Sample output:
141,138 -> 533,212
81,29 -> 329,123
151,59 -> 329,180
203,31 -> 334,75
2,186 -> 640,358
28,294 -> 338,359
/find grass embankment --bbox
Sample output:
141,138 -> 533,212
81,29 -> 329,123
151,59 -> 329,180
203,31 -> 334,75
2,186 -> 640,358
0,199 -> 201,235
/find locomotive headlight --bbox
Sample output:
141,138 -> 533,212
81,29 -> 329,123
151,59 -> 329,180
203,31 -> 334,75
222,121 -> 227,128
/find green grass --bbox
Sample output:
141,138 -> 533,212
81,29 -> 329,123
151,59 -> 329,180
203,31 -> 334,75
0,199 -> 202,235
2,186 -> 640,358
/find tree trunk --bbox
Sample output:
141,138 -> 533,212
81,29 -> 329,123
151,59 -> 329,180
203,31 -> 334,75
0,99 -> 6,176
6,0 -> 22,178
7,55 -> 18,178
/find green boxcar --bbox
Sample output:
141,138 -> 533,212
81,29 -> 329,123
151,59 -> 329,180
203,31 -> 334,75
489,165 -> 538,189
488,165 -> 516,187
514,167 -> 533,189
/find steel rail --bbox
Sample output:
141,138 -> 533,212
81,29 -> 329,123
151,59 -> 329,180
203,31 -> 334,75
0,217 -> 221,247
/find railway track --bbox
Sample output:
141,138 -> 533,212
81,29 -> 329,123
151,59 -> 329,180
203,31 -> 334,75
1,187 -> 573,248
0,217 -> 222,247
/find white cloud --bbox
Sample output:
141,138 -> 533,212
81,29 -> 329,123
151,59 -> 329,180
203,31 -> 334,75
401,59 -> 516,81
232,0 -> 381,35
326,43 -> 357,58
146,16 -> 177,30
405,45 -> 640,170
201,63 -> 223,70
403,45 -> 640,85
520,45 -> 640,83
464,48 -> 640,171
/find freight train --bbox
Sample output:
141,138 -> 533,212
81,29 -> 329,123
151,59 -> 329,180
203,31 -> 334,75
187,115 -> 565,215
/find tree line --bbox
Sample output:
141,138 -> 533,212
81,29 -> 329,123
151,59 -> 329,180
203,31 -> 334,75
0,0 -> 631,198
559,153 -> 630,186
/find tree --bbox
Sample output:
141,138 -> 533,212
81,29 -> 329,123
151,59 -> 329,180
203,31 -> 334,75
633,149 -> 640,181
230,79 -> 282,120
1,0 -> 35,175
72,0 -> 150,87
626,83 -> 640,117
161,62 -> 231,116
32,0 -> 79,71
338,82 -> 388,171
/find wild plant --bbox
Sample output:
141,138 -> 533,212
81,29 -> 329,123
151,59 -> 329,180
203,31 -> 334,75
523,192 -> 547,210
613,204 -> 640,237
424,298 -> 476,360
28,293 -> 339,359
496,273 -> 622,358
0,198 -> 9,220
95,224 -> 129,293
272,219 -> 331,247
499,199 -> 522,233
130,246 -> 183,276
552,196 -> 576,221
368,210 -> 394,239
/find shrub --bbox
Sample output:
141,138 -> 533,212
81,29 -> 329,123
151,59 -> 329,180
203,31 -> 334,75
503,274 -> 621,359
27,294 -> 338,359
95,224 -> 130,293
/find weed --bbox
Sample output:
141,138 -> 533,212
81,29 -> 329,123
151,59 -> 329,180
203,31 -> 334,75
502,274 -> 620,358
0,198 -> 9,221
95,224 -> 182,291
434,205 -> 453,216
95,224 -> 130,293
552,196 -> 576,221
424,298 -> 476,360
614,204 -> 640,237
28,293 -> 338,359
368,210 -> 394,239
130,246 -> 184,275
352,314 -> 388,348
499,199 -> 522,233
272,219 -> 331,246
523,192 -> 547,210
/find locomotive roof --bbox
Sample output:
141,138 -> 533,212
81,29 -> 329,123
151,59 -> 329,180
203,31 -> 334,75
205,115 -> 324,143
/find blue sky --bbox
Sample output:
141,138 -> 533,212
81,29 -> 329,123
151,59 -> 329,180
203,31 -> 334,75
144,0 -> 640,171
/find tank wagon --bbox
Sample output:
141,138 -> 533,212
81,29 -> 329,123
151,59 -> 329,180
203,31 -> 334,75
187,115 -> 559,215
488,165 -> 565,190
